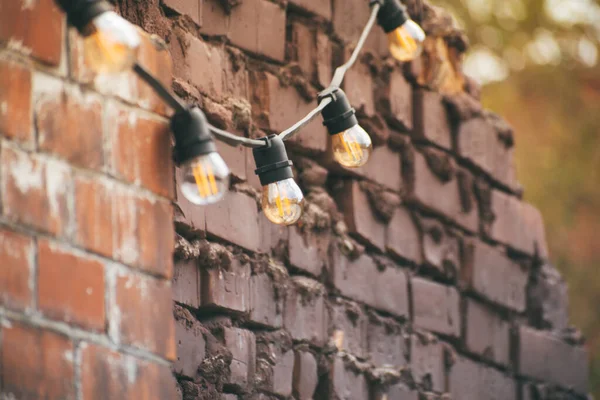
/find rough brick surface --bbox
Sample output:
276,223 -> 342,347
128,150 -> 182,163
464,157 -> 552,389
413,90 -> 451,149
0,228 -> 34,311
449,356 -> 517,400
331,356 -> 370,400
330,298 -> 368,359
410,335 -> 446,392
412,278 -> 461,337
0,60 -> 33,144
284,277 -> 328,345
464,299 -> 511,367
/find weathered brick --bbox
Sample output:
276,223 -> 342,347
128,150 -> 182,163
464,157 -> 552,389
0,228 -> 34,311
293,350 -> 318,400
335,180 -> 386,251
289,0 -> 331,19
38,240 -> 105,331
257,210 -> 289,254
111,108 -> 173,198
174,305 -> 206,378
162,0 -> 201,25
113,273 -> 176,360
377,68 -> 413,131
284,277 -> 328,345
412,278 -> 460,337
413,90 -> 452,149
0,0 -> 63,65
518,326 -> 589,394
450,356 -> 517,400
289,227 -> 329,277
81,343 -> 178,400
199,0 -> 229,37
331,247 -> 410,318
528,263 -> 569,331
35,78 -> 104,171
249,273 -> 283,328
353,146 -> 403,192
201,259 -> 251,313
288,24 -> 331,87
368,315 -> 407,368
419,217 -> 460,278
172,260 -> 201,308
385,206 -> 422,264
410,335 -> 446,392
331,356 -> 370,400
332,0 -> 371,44
329,298 -> 368,359
1,323 -> 74,400
461,239 -> 527,312
1,146 -> 71,237
464,299 -> 510,367
344,54 -> 375,116
271,350 -> 294,397
316,31 -> 333,87
0,60 -> 32,143
373,384 -> 419,400
522,202 -> 550,260
223,327 -> 256,390
205,191 -> 261,252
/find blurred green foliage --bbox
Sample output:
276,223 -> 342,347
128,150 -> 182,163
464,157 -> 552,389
430,0 -> 600,395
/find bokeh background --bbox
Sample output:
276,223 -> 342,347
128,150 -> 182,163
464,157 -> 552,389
431,0 -> 600,394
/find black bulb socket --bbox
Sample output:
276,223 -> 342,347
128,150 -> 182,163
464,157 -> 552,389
253,135 -> 294,186
319,88 -> 358,136
371,0 -> 409,33
55,0 -> 113,33
171,107 -> 216,165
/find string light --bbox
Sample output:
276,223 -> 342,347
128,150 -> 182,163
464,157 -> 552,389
59,0 -> 422,225
55,0 -> 141,73
373,0 -> 426,62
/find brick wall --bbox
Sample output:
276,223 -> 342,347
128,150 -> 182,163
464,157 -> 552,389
0,0 -> 590,400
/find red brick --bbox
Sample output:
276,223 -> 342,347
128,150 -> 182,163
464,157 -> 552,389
331,246 -> 410,317
344,53 -> 375,116
289,0 -> 332,19
373,385 -> 419,400
353,146 -> 402,192
450,356 -> 517,400
410,150 -> 478,232
201,258 -> 250,313
413,90 -> 452,149
1,323 -> 74,400
199,0 -> 229,37
205,191 -> 261,252
250,71 -> 327,154
229,0 -> 286,62
412,278 -> 460,337
0,60 -> 32,143
377,68 -> 413,131
111,109 -> 174,198
135,34 -> 173,117
172,260 -> 201,308
249,273 -> 283,328
114,273 -> 176,360
420,217 -> 460,278
464,300 -> 510,367
335,180 -> 386,251
162,0 -> 201,25
457,117 -> 518,189
283,277 -> 328,345
368,315 -> 407,368
332,0 -> 371,44
461,239 -> 527,312
74,176 -> 113,258
81,343 -> 178,400
223,327 -> 256,390
288,226 -> 329,277
329,297 -> 368,359
288,23 -> 332,87
293,350 -> 318,400
38,239 -> 105,331
174,305 -> 206,378
0,229 -> 34,311
0,0 -> 63,65
1,146 -> 71,236
385,206 -> 422,264
518,326 -> 589,394
410,335 -> 446,392
35,81 -> 104,170
331,356 -> 370,400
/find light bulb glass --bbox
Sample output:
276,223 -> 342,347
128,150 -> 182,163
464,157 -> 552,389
387,20 -> 426,62
331,125 -> 373,168
261,178 -> 305,226
180,153 -> 230,205
82,11 -> 141,74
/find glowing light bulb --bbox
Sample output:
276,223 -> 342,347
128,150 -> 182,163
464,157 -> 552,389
82,11 -> 141,74
387,20 -> 425,62
180,153 -> 230,205
261,178 -> 305,226
331,124 -> 372,168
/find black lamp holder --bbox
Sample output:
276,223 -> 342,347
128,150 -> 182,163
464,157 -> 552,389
371,0 -> 409,33
171,107 -> 217,165
55,0 -> 112,33
318,88 -> 358,136
253,135 -> 294,187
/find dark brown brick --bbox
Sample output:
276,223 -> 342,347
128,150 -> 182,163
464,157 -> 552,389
175,167 -> 206,234
344,54 -> 375,116
410,334 -> 446,392
174,308 -> 206,378
461,239 -> 527,312
293,350 -> 318,400
162,0 -> 201,25
331,247 -> 410,318
386,205 -> 422,264
331,356 -> 370,400
413,90 -> 452,149
368,315 -> 407,368
271,350 -> 294,397
353,146 -> 403,192
0,60 -> 32,144
1,322 -> 74,400
420,217 -> 460,278
0,228 -> 34,311
284,277 -> 328,345
329,298 -> 368,359
412,278 -> 460,337
528,263 -> 569,331
172,260 -> 201,308
450,356 -> 517,400
223,327 -> 256,390
288,226 -> 328,277
377,68 -> 413,131
373,385 -> 419,400
332,0 -> 371,44
201,259 -> 250,313
464,299 -> 510,367
518,326 -> 588,394
249,273 -> 283,328
289,0 -> 331,19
